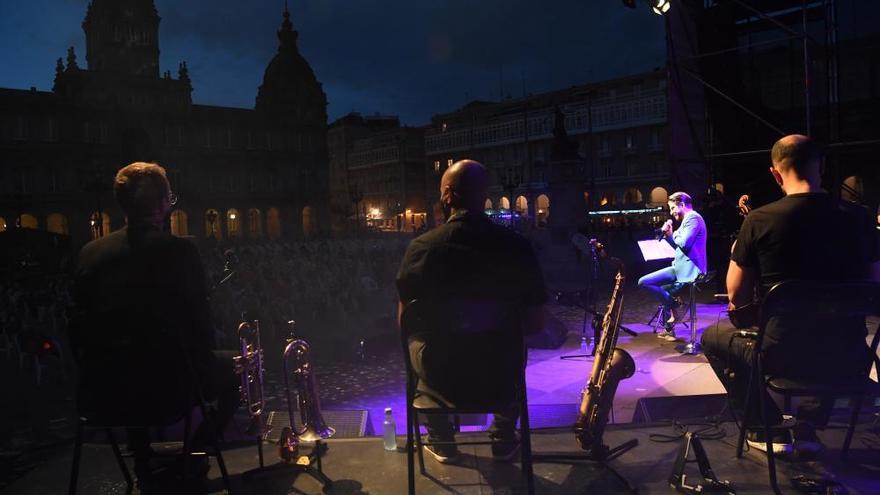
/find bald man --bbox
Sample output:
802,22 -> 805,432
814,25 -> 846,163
396,160 -> 546,463
701,135 -> 879,455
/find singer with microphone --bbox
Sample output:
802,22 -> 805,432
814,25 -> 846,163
638,191 -> 708,341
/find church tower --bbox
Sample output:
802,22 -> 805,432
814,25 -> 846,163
255,5 -> 327,125
82,0 -> 161,77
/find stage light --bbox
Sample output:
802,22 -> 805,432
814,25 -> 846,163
651,0 -> 671,15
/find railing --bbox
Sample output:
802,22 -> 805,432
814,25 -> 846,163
425,90 -> 667,154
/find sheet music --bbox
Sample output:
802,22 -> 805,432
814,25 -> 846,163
637,239 -> 676,261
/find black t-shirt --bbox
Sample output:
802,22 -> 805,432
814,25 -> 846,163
732,192 -> 878,289
731,192 -> 879,374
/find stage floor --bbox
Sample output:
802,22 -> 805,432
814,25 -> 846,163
8,419 -> 879,494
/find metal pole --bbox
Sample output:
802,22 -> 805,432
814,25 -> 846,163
802,0 -> 812,136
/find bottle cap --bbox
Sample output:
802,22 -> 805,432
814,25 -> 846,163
384,407 -> 392,414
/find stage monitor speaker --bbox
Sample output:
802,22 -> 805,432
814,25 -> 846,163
264,409 -> 372,442
525,308 -> 568,349
631,394 -> 733,424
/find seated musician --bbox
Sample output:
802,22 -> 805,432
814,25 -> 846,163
638,192 -> 708,340
69,162 -> 239,485
701,135 -> 879,454
396,160 -> 546,463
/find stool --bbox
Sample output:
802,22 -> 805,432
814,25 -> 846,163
674,272 -> 713,355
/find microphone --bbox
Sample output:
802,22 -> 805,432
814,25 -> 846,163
656,219 -> 673,241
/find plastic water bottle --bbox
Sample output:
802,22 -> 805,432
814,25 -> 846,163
383,407 -> 397,451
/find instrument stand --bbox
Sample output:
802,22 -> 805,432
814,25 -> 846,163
668,432 -> 734,494
534,438 -> 639,493
242,440 -> 333,488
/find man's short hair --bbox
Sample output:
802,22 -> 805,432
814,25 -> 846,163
668,191 -> 692,207
113,162 -> 170,218
771,134 -> 820,175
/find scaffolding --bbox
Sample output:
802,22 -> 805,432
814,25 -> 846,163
665,0 -> 880,207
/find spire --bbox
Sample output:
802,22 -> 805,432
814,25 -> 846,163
53,58 -> 65,92
66,46 -> 79,71
178,61 -> 190,85
278,2 -> 298,49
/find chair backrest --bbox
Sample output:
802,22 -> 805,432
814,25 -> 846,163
74,317 -> 195,427
759,281 -> 880,327
400,299 -> 525,407
757,280 -> 880,378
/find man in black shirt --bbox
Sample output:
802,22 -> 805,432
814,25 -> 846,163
702,135 -> 879,453
70,162 -> 239,482
396,160 -> 546,463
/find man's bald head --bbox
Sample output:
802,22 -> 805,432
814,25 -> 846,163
440,160 -> 489,212
771,134 -> 821,177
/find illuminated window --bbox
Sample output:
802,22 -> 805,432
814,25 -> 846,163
447,159 -> 453,168
433,160 -> 440,172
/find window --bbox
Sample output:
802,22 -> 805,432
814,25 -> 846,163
625,134 -> 633,149
14,116 -> 26,141
447,158 -> 453,168
46,119 -> 59,142
433,160 -> 440,172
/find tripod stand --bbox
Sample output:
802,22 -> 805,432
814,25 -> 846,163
534,436 -> 639,493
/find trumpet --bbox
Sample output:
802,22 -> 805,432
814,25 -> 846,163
233,319 -> 265,437
278,320 -> 335,462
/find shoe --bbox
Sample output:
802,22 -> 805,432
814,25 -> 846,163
491,439 -> 521,462
666,307 -> 678,325
792,422 -> 823,455
657,329 -> 677,341
423,441 -> 461,464
746,428 -> 793,455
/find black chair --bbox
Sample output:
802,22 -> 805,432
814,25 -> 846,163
68,331 -> 230,494
734,280 -> 880,494
399,299 -> 535,495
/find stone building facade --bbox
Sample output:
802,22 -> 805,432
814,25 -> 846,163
327,113 -> 426,233
423,71 -> 671,229
0,0 -> 329,246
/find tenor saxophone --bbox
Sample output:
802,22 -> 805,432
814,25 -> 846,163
574,256 -> 636,451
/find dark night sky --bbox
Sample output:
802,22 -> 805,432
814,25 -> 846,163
0,0 -> 666,125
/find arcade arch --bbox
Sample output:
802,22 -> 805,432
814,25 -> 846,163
227,209 -> 241,239
170,209 -> 188,237
47,213 -> 69,235
266,207 -> 282,239
247,208 -> 263,239
205,209 -> 222,240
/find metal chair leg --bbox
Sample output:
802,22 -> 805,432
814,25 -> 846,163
842,395 -> 864,460
737,342 -> 758,459
106,428 -> 133,491
414,415 -> 426,475
406,406 -> 416,495
756,359 -> 782,495
68,418 -> 84,495
518,398 -> 535,495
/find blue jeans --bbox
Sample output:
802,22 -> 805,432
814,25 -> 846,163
638,267 -> 686,321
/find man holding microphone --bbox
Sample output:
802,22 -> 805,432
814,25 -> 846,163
638,192 -> 708,340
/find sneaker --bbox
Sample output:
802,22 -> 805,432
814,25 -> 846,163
746,428 -> 793,455
423,441 -> 461,464
657,329 -> 677,341
491,439 -> 521,462
666,307 -> 678,325
792,422 -> 823,455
